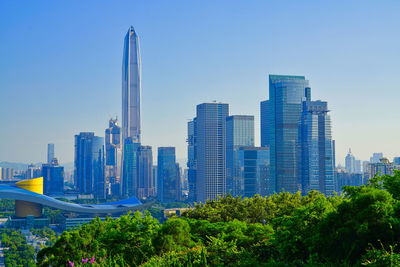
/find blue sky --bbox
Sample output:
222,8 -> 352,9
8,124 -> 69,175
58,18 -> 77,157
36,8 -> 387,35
0,0 -> 399,166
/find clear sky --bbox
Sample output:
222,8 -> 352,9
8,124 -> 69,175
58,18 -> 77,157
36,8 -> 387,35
0,0 -> 399,166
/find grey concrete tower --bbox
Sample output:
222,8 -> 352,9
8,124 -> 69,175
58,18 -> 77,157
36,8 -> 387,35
122,26 -> 141,143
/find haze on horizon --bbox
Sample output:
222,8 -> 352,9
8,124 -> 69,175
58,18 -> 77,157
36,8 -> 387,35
0,0 -> 399,166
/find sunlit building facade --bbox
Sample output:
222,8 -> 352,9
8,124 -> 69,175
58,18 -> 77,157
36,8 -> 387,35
74,132 -> 105,198
226,115 -> 254,196
268,75 -> 311,194
298,101 -> 335,196
158,147 -> 181,203
196,103 -> 229,202
238,147 -> 270,197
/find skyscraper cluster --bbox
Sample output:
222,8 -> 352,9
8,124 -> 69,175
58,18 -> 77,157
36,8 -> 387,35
335,150 -> 400,193
188,75 -> 336,202
69,26 -> 400,203
72,27 -> 181,202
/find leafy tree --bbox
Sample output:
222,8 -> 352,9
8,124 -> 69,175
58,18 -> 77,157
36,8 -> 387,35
314,186 -> 400,264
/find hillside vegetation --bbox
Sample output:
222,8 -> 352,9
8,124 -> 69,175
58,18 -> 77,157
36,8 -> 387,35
37,171 -> 400,266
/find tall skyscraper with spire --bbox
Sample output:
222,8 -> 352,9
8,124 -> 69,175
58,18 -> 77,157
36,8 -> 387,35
122,26 -> 141,143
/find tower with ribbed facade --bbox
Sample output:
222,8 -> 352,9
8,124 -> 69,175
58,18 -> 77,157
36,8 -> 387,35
122,26 -> 141,143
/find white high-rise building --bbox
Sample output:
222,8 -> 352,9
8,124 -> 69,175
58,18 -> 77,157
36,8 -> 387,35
122,26 -> 141,143
345,148 -> 356,173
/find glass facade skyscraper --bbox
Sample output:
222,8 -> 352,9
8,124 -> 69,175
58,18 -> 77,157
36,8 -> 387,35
122,26 -> 141,143
226,115 -> 254,196
47,144 -> 55,164
42,158 -> 64,195
158,147 -> 181,203
137,146 -> 155,199
298,101 -> 335,196
196,103 -> 229,202
238,147 -> 270,197
74,132 -> 105,198
260,100 -> 270,147
268,75 -> 310,194
187,119 -> 197,202
122,138 -> 140,197
105,118 -> 122,196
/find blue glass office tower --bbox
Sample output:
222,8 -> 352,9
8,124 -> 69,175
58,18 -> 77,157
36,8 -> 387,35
47,144 -> 55,164
298,101 -> 335,196
196,103 -> 229,202
42,158 -> 64,195
137,146 -> 155,199
158,147 -> 181,203
238,147 -> 270,197
226,115 -> 254,196
187,119 -> 197,202
74,132 -> 105,198
260,101 -> 270,147
122,138 -> 140,197
268,75 -> 311,194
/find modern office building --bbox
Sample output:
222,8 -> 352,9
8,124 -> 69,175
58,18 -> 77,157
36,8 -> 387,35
105,118 -> 122,196
157,147 -> 181,203
122,26 -> 141,144
122,138 -> 140,197
137,146 -> 155,199
152,165 -> 158,195
238,147 -> 270,197
355,160 -> 362,174
335,168 -> 364,193
42,158 -> 64,195
187,119 -> 197,202
74,132 -> 105,199
370,153 -> 384,164
298,101 -> 335,196
196,102 -> 229,202
345,149 -> 356,174
226,115 -> 254,196
47,144 -> 55,164
260,100 -> 270,147
265,75 -> 311,194
394,157 -> 400,165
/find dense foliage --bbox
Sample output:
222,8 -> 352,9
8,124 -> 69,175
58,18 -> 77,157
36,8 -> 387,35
37,171 -> 400,266
0,229 -> 36,266
0,200 -> 15,218
31,226 -> 58,246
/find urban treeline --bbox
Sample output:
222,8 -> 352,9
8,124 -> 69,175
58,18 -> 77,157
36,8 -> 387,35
35,171 -> 400,266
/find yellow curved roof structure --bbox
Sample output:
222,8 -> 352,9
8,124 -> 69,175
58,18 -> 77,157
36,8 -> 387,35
15,177 -> 43,195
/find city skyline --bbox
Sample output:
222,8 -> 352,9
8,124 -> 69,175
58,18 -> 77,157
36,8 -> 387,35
1,1 -> 400,165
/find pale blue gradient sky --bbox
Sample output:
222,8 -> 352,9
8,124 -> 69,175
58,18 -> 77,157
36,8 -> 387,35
0,0 -> 399,166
